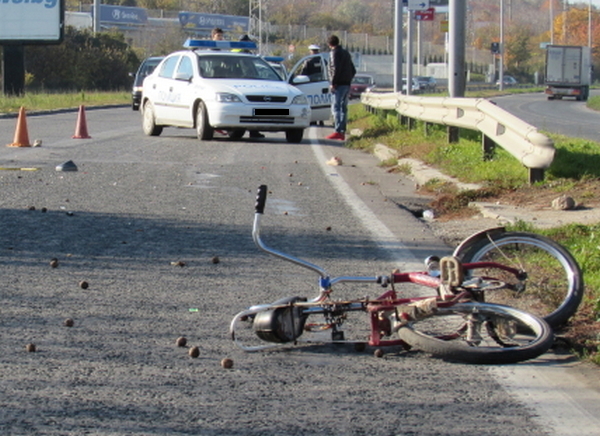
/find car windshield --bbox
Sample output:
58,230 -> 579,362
352,76 -> 372,85
197,55 -> 283,81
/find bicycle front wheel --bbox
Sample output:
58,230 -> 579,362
456,231 -> 583,328
397,302 -> 553,364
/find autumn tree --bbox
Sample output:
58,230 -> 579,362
504,25 -> 534,73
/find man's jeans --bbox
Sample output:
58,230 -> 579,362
331,85 -> 350,134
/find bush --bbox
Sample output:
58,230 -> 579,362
24,26 -> 140,91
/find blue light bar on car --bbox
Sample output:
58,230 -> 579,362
263,56 -> 285,63
183,39 -> 257,50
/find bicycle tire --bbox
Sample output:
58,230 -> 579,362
455,231 -> 583,328
397,302 -> 553,364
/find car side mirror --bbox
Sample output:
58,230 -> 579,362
174,72 -> 193,82
291,75 -> 310,85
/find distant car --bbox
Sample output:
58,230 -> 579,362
402,77 -> 420,94
350,74 -> 375,99
263,56 -> 287,80
496,75 -> 518,87
416,76 -> 436,91
141,39 -> 311,143
130,56 -> 164,111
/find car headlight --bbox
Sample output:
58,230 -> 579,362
291,94 -> 308,105
216,93 -> 242,103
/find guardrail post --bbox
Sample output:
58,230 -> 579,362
447,126 -> 459,143
424,122 -> 432,136
529,168 -> 544,184
408,117 -> 415,130
400,115 -> 409,126
482,135 -> 496,160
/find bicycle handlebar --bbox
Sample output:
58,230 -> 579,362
255,185 -> 267,214
252,185 -> 393,290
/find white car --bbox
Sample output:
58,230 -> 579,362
141,39 -> 311,143
263,56 -> 288,80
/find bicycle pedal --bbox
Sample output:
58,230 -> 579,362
439,256 -> 464,287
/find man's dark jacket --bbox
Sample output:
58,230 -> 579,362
328,46 -> 356,86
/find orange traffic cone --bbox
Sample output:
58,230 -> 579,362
72,105 -> 91,139
7,106 -> 31,147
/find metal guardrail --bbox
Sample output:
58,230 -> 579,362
360,91 -> 555,183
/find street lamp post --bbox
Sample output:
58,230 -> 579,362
499,0 -> 504,91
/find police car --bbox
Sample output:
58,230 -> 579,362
141,39 -> 311,143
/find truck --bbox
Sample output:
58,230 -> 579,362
545,45 -> 592,101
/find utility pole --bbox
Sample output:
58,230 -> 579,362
394,0 -> 404,93
448,0 -> 466,97
249,0 -> 264,52
407,11 -> 414,95
93,0 -> 100,34
499,0 -> 504,91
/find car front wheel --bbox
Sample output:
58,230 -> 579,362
196,102 -> 214,141
285,129 -> 304,143
142,101 -> 163,136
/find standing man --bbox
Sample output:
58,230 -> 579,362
326,35 -> 356,141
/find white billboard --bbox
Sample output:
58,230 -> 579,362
0,0 -> 64,43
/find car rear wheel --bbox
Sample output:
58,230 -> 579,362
142,101 -> 163,136
285,129 -> 304,143
196,102 -> 214,141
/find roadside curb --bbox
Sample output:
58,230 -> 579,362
370,142 -> 600,228
372,142 -> 481,192
0,104 -> 129,119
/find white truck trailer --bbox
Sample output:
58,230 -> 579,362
545,45 -> 592,101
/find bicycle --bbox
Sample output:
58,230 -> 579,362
230,185 -> 582,364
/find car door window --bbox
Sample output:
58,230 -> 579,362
292,54 -> 327,83
176,56 -> 194,79
159,56 -> 179,79
177,56 -> 194,78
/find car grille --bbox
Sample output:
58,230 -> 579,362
240,116 -> 295,124
246,95 -> 288,103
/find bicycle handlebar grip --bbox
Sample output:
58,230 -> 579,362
255,185 -> 267,214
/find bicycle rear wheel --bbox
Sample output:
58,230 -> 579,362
456,231 -> 583,328
397,302 -> 553,364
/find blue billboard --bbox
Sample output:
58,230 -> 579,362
94,5 -> 148,25
178,12 -> 249,32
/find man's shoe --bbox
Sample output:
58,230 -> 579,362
325,132 -> 345,140
249,131 -> 265,138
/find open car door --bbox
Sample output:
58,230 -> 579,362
288,54 -> 331,124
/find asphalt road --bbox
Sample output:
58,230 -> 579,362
0,107 -> 598,435
491,90 -> 600,141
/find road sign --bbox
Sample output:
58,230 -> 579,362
408,0 -> 429,11
414,7 -> 435,21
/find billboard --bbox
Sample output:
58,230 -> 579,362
92,5 -> 148,26
178,12 -> 249,33
0,0 -> 64,43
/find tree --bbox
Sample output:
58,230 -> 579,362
504,25 -> 533,72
